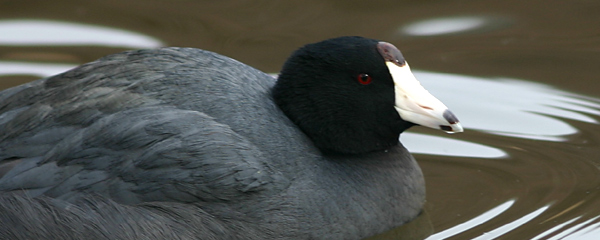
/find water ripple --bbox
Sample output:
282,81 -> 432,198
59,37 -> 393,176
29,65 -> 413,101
416,71 -> 600,142
425,200 -> 515,240
0,19 -> 164,48
401,133 -> 507,158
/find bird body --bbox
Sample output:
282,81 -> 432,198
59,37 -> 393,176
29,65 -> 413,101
0,37 -> 460,239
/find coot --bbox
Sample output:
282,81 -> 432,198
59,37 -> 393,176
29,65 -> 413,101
0,36 -> 461,239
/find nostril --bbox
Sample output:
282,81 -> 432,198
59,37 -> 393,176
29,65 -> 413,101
418,104 -> 433,110
440,125 -> 453,131
443,110 -> 459,124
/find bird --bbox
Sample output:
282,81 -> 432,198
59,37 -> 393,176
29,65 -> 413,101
0,36 -> 462,239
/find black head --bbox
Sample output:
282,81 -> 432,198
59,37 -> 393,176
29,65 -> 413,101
273,36 -> 463,154
272,36 -> 412,154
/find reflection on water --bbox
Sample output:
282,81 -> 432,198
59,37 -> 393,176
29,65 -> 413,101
401,132 -> 507,158
402,69 -> 600,159
471,205 -> 549,240
416,71 -> 600,142
425,200 -> 556,239
0,61 -> 76,78
398,16 -> 511,37
0,19 -> 164,48
403,70 -> 600,239
401,16 -> 487,36
532,217 -> 582,240
550,216 -> 600,240
425,200 -> 515,239
531,215 -> 600,240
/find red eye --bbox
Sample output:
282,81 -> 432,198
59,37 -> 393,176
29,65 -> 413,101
357,73 -> 372,85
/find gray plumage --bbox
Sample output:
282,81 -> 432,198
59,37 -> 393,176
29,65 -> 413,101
0,43 -> 425,239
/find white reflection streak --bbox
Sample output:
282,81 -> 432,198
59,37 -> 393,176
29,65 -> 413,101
531,102 -> 598,124
550,216 -> 600,240
530,216 -> 581,240
0,19 -> 163,48
471,205 -> 549,240
0,61 -> 76,78
416,71 -> 600,141
401,132 -> 507,158
561,95 -> 600,110
402,17 -> 485,36
550,95 -> 600,118
425,200 -> 514,240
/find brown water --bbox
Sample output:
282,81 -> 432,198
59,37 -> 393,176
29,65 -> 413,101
1,1 -> 600,239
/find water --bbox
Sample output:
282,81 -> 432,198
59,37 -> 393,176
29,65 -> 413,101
1,1 -> 600,239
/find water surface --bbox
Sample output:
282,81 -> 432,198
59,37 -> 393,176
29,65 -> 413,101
1,1 -> 600,239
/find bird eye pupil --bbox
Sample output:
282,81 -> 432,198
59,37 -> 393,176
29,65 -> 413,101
357,74 -> 372,85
